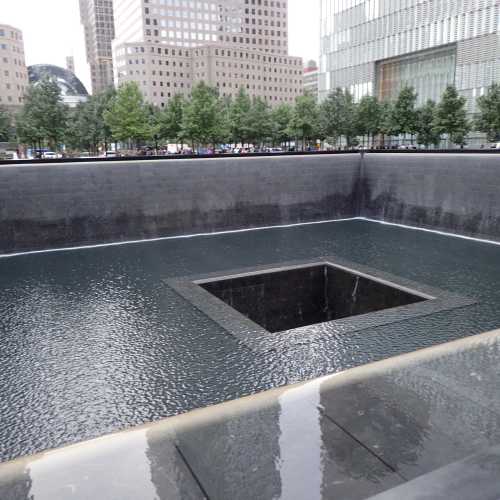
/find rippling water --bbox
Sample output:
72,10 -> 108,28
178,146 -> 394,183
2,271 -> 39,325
1,219 -> 500,462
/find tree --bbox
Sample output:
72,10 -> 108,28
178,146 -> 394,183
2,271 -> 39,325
247,97 -> 272,146
270,103 -> 293,146
158,94 -> 185,144
319,88 -> 357,148
377,101 -> 398,148
391,86 -> 418,144
0,107 -> 13,142
229,88 -> 252,146
356,95 -> 381,148
65,88 -> 116,154
16,78 -> 68,150
433,85 -> 470,147
289,93 -> 319,150
94,87 -> 117,151
104,82 -> 152,147
182,82 -> 225,149
416,100 -> 441,148
475,83 -> 500,142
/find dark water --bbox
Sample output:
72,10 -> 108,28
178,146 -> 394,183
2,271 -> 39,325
1,219 -> 500,462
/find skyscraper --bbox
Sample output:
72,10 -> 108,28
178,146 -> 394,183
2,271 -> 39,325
79,0 -> 115,94
66,56 -> 76,74
0,24 -> 29,111
304,60 -> 319,100
112,0 -> 303,107
319,0 -> 499,115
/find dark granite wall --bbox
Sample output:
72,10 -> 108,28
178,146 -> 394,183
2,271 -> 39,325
362,153 -> 500,240
0,155 -> 360,253
1,153 -> 500,254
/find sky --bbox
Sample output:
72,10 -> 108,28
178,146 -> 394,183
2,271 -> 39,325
2,0 -> 320,94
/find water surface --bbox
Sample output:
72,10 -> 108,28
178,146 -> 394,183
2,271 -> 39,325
1,219 -> 499,462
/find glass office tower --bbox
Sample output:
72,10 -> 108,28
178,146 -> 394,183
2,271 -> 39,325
319,0 -> 499,114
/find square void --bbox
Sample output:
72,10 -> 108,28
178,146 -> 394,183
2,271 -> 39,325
200,264 -> 427,334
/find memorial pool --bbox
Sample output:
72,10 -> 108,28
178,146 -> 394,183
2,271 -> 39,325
1,218 -> 498,463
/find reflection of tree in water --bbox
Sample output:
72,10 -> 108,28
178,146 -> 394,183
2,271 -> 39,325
320,375 -> 432,480
0,460 -> 33,500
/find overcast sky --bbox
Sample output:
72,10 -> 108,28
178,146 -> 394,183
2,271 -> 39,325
2,0 -> 320,93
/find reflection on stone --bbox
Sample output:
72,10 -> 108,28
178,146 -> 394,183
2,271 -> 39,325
277,379 -> 324,500
0,429 -> 205,500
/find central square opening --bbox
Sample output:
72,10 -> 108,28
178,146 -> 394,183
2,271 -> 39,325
200,264 -> 428,333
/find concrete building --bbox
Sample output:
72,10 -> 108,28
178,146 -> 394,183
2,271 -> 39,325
112,0 -> 303,108
319,0 -> 500,114
304,59 -> 319,99
79,0 -> 115,94
0,24 -> 29,111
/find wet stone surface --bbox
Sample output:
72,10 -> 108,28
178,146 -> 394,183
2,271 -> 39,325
0,219 -> 499,463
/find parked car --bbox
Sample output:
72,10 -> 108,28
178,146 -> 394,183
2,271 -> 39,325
42,151 -> 58,159
105,150 -> 119,158
0,150 -> 19,161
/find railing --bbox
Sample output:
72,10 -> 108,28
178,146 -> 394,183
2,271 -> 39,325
1,148 -> 500,166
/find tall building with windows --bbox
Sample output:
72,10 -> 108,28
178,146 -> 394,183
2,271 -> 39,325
112,0 -> 303,108
304,59 -> 319,99
66,56 -> 76,74
79,0 -> 115,93
319,0 -> 499,115
0,24 -> 29,110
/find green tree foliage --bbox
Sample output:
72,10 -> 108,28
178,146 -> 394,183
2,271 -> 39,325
157,94 -> 185,143
182,82 -> 225,148
13,79 -> 492,154
65,90 -> 115,153
289,93 -> 319,149
247,97 -> 273,146
145,104 -> 162,150
319,88 -> 357,148
16,78 -> 68,149
356,95 -> 381,147
475,83 -> 500,142
104,82 -> 152,147
229,88 -> 252,145
391,86 -> 418,142
95,87 -> 117,149
270,103 -> 293,145
0,107 -> 13,142
433,85 -> 470,147
416,100 -> 441,148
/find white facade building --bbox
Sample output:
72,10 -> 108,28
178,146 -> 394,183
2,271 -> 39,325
0,24 -> 29,111
319,0 -> 499,115
112,0 -> 303,107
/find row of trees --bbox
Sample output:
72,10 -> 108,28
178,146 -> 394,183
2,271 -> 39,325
2,78 -> 500,152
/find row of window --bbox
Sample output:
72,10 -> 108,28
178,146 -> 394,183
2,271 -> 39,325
213,72 -> 301,85
1,57 -> 25,67
0,29 -> 22,40
0,95 -> 23,104
245,0 -> 285,7
0,43 -> 23,55
323,5 -> 497,51
214,61 -> 300,74
3,69 -> 27,79
322,13 -> 497,74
